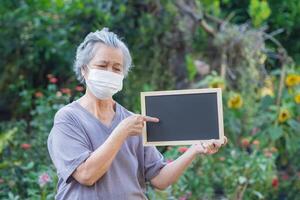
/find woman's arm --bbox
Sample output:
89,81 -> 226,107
72,128 -> 127,186
72,115 -> 158,186
150,139 -> 226,190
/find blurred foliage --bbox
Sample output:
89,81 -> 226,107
0,78 -> 82,199
0,0 -> 177,118
0,0 -> 300,199
157,145 -> 277,200
1,0 -> 299,119
185,55 -> 198,81
248,0 -> 271,27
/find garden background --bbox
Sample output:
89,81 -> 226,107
0,0 -> 300,199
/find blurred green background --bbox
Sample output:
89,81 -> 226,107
0,0 -> 299,199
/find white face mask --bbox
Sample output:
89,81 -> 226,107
86,68 -> 124,99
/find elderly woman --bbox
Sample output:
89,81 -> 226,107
47,28 -> 227,200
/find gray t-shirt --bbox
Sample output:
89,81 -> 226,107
47,101 -> 166,200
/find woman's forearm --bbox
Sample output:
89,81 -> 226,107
73,129 -> 127,186
150,147 -> 197,190
151,140 -> 226,190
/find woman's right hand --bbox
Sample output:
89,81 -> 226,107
114,114 -> 159,137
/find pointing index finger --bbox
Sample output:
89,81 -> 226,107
142,116 -> 160,123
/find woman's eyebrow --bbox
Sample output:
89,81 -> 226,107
95,60 -> 122,66
113,62 -> 122,67
95,60 -> 109,65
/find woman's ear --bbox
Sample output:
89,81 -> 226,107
81,65 -> 88,79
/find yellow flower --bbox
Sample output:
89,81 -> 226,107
264,76 -> 274,88
209,81 -> 225,90
260,87 -> 274,97
259,54 -> 267,64
285,74 -> 300,87
278,109 -> 291,123
295,94 -> 300,104
227,94 -> 243,109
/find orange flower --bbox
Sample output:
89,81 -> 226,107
219,157 -> 225,161
178,147 -> 188,153
270,147 -> 278,153
60,88 -> 71,95
252,140 -> 260,148
75,85 -> 85,92
35,91 -> 43,98
21,143 -> 31,150
49,77 -> 58,84
263,147 -> 278,158
241,138 -> 250,148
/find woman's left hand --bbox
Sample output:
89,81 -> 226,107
191,136 -> 228,155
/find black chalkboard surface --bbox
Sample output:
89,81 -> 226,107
140,88 -> 224,146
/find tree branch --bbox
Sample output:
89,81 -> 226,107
174,0 -> 216,36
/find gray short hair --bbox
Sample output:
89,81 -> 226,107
74,27 -> 132,83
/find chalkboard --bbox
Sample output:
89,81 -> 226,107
140,88 -> 224,146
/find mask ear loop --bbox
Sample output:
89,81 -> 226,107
81,64 -> 90,84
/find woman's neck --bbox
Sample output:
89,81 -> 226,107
78,89 -> 116,120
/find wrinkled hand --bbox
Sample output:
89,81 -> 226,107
191,137 -> 228,155
115,114 -> 159,137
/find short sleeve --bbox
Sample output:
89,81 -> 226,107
47,122 -> 92,183
144,146 -> 166,181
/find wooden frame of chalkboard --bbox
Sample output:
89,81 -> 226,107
140,88 -> 224,146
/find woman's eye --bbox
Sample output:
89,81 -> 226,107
95,65 -> 106,69
114,68 -> 121,71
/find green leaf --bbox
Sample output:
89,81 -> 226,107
238,176 -> 247,184
253,190 -> 264,199
259,95 -> 274,110
268,126 -> 283,141
185,54 -> 197,81
248,0 -> 271,27
287,119 -> 300,132
0,127 -> 17,154
21,161 -> 35,171
0,161 -> 10,169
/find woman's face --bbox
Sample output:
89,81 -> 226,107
86,43 -> 124,75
